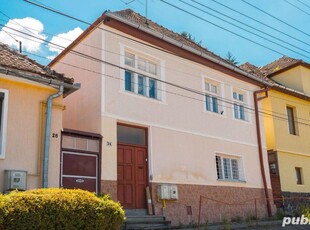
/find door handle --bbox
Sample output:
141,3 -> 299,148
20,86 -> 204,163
76,179 -> 85,183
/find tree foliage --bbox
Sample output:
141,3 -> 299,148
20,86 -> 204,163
225,51 -> 239,65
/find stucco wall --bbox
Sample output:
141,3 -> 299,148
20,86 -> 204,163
0,75 -> 64,191
52,27 -> 103,135
51,24 -> 271,194
271,67 -> 304,93
278,151 -> 310,193
266,90 -> 310,154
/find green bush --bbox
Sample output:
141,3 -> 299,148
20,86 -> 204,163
0,188 -> 125,230
299,205 -> 310,219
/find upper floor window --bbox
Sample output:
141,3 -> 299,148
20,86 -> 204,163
205,80 -> 222,114
0,90 -> 8,159
216,154 -> 244,181
287,106 -> 298,135
124,51 -> 160,100
233,91 -> 246,121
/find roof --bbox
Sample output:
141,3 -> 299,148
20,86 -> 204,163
239,57 -> 310,100
0,42 -> 73,84
49,9 -> 269,86
260,56 -> 302,77
113,9 -> 230,64
239,62 -> 272,83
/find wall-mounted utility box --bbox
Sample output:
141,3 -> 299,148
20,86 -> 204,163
158,184 -> 178,200
4,170 -> 27,191
170,184 -> 179,199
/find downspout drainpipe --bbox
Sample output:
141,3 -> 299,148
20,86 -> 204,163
42,85 -> 64,188
253,87 -> 272,217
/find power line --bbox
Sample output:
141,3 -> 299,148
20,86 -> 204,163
296,0 -> 310,10
241,0 -> 310,38
283,0 -> 310,16
5,2 -> 310,123
1,25 -> 265,116
0,10 -> 39,37
23,0 -> 176,57
0,16 -> 262,95
159,0 -> 294,58
3,27 -> 310,128
25,0 -> 305,65
209,0 -> 310,48
178,0 -> 310,58
21,52 -> 310,128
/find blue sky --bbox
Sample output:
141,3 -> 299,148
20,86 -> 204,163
0,0 -> 310,67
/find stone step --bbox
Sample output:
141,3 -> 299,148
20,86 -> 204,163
124,221 -> 171,230
123,210 -> 171,230
125,209 -> 148,216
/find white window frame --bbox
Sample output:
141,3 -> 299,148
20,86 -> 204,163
123,50 -> 161,100
215,154 -> 245,182
204,78 -> 224,115
0,89 -> 9,159
232,89 -> 248,122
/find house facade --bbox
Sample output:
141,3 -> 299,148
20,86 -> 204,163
241,57 -> 310,206
0,43 -> 79,192
50,9 -> 274,225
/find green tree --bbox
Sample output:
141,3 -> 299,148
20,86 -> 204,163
180,31 -> 202,45
225,51 -> 238,65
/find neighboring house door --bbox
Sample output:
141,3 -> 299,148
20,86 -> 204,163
60,131 -> 101,194
117,124 -> 148,209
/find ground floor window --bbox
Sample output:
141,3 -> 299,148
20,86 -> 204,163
295,167 -> 303,185
216,155 -> 243,181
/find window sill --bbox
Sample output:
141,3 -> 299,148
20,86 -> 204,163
120,90 -> 167,105
217,179 -> 246,183
204,110 -> 226,118
232,117 -> 251,124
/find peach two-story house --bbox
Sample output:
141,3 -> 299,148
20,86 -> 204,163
50,9 -> 275,225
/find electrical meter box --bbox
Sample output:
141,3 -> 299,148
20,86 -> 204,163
170,185 -> 179,199
158,184 -> 179,200
158,184 -> 170,199
4,170 -> 27,191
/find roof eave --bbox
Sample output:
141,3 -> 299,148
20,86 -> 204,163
267,61 -> 308,78
0,67 -> 80,98
105,11 -> 271,87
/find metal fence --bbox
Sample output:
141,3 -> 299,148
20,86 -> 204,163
197,195 -> 310,229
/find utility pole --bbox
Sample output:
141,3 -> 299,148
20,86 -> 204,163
19,41 -> 22,53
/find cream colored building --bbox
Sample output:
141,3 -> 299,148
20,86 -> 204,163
50,9 -> 275,225
0,43 -> 79,192
241,57 -> 310,206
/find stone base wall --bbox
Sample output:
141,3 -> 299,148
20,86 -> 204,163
101,180 -> 117,201
281,191 -> 310,212
150,183 -> 275,226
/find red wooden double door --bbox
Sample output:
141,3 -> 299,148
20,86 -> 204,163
117,144 -> 148,209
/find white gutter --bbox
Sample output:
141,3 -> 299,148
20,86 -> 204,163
105,12 -> 272,87
42,85 -> 64,188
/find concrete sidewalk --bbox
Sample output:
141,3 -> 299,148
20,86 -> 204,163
177,220 -> 285,229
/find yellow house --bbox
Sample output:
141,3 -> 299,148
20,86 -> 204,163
0,43 -> 79,192
241,57 -> 310,204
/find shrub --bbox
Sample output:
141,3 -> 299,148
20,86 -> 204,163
0,188 -> 125,230
299,205 -> 310,219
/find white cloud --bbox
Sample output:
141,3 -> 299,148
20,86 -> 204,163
47,55 -> 56,60
48,27 -> 83,54
0,17 -> 46,53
